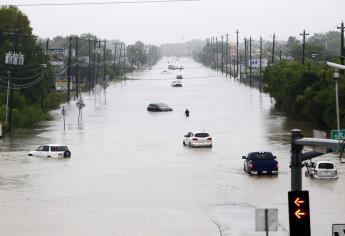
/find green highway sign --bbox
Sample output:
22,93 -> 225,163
330,129 -> 345,151
331,129 -> 345,140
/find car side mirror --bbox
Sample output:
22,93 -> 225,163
273,156 -> 277,159
242,156 -> 246,159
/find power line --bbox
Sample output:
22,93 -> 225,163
2,0 -> 201,7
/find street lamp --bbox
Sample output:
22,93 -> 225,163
327,62 -> 345,142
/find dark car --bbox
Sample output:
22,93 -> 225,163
147,103 -> 173,112
242,152 -> 278,175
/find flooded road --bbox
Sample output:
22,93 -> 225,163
0,57 -> 344,236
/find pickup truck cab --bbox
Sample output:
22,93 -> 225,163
242,152 -> 278,175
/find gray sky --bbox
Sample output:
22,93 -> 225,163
2,0 -> 345,45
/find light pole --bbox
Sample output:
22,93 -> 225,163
327,62 -> 345,141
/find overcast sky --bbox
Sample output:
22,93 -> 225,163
2,0 -> 345,45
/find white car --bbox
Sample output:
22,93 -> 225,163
171,80 -> 182,87
305,161 -> 338,179
183,131 -> 212,148
28,144 -> 71,158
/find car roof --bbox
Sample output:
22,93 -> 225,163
315,160 -> 334,164
41,144 -> 67,146
188,131 -> 210,133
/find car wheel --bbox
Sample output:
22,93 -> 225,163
188,142 -> 192,148
47,155 -> 51,158
63,150 -> 71,158
183,141 -> 186,146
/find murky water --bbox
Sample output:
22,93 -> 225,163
0,57 -> 344,236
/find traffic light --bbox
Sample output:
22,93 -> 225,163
288,191 -> 311,236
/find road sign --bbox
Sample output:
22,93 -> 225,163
333,224 -> 345,236
330,129 -> 345,151
288,191 -> 310,236
331,129 -> 345,140
255,208 -> 278,232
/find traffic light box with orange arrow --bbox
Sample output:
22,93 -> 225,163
288,190 -> 311,236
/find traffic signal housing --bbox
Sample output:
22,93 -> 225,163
288,190 -> 311,236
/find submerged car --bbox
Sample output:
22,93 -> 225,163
147,103 -> 173,112
171,80 -> 182,87
183,131 -> 212,148
28,144 -> 71,158
305,161 -> 338,179
242,152 -> 278,175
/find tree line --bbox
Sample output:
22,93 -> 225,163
0,6 -> 160,131
194,28 -> 345,130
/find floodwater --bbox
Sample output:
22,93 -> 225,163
0,57 -> 344,236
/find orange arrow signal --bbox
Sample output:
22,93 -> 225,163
294,197 -> 304,207
295,209 -> 307,219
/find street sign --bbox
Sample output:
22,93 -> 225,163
333,224 -> 345,236
255,208 -> 278,232
288,191 -> 310,236
331,129 -> 345,140
330,129 -> 345,151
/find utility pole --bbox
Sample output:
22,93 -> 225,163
42,38 -> 49,108
260,36 -> 262,92
103,39 -> 106,83
123,44 -> 126,79
88,38 -> 91,94
244,38 -> 248,80
236,30 -> 239,78
113,42 -> 117,73
96,40 -> 101,84
300,30 -> 309,65
249,36 -> 252,86
215,37 -> 218,72
92,39 -> 97,89
337,21 -> 345,71
212,37 -> 215,67
221,35 -> 224,74
75,36 -> 79,99
225,34 -> 229,77
280,50 -> 282,62
118,43 -> 123,65
67,36 -> 72,103
272,33 -> 275,64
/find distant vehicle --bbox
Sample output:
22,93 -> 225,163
305,161 -> 338,179
28,144 -> 71,158
147,103 -> 173,112
161,70 -> 169,74
176,75 -> 183,79
168,65 -> 176,70
242,152 -> 278,175
183,131 -> 212,148
171,80 -> 182,87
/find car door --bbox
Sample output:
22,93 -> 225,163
35,146 -> 45,157
42,145 -> 50,157
187,132 -> 193,145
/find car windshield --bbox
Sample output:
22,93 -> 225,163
51,146 -> 69,152
158,103 -> 169,108
248,152 -> 275,160
318,163 -> 334,169
195,133 -> 209,138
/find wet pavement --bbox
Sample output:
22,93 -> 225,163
0,57 -> 344,235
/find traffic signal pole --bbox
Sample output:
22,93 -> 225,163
290,129 -> 304,191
